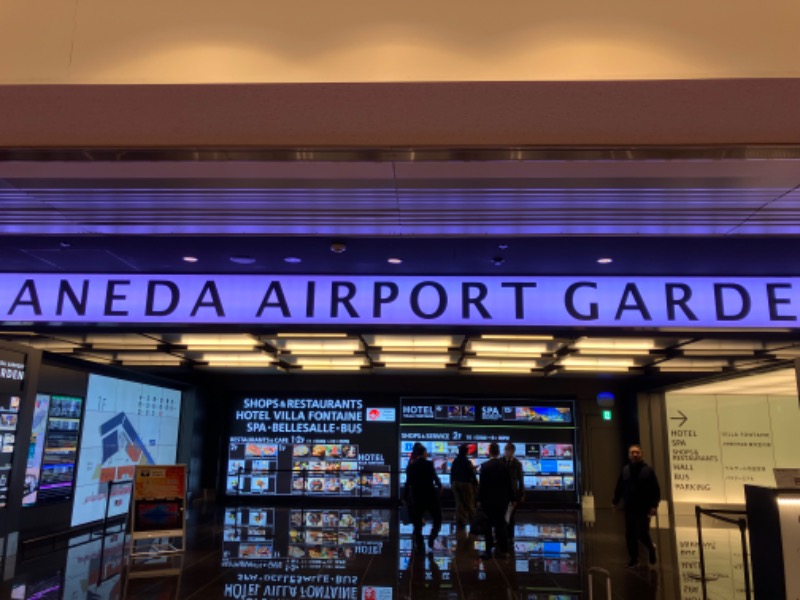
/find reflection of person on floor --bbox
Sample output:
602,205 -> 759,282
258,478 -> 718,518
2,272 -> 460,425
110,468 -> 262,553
405,444 -> 443,553
612,444 -> 660,568
477,442 -> 514,560
503,442 -> 525,540
451,444 -> 478,529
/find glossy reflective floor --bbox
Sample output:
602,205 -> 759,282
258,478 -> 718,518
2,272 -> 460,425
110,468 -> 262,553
4,502 -> 684,600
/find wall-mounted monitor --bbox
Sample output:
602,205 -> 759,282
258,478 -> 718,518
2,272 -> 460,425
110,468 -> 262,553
226,397 -> 396,498
399,398 -> 578,504
24,394 -> 84,506
71,375 -> 181,527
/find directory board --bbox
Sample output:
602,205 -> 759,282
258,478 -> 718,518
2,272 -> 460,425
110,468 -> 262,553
400,398 -> 577,504
227,397 -> 396,498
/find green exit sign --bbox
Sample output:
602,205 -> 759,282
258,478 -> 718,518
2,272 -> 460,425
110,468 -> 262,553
602,410 -> 613,421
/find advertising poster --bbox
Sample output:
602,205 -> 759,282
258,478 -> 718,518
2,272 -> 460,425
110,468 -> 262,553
71,375 -> 182,527
134,465 -> 186,500
227,397 -> 396,498
400,398 -> 577,504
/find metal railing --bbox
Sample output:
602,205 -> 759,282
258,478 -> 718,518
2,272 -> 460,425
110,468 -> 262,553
694,505 -> 752,600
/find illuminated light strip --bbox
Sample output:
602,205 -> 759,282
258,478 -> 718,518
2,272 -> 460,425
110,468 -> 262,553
276,333 -> 348,338
479,334 -> 553,341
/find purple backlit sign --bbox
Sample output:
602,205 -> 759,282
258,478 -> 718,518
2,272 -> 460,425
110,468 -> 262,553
0,274 -> 798,328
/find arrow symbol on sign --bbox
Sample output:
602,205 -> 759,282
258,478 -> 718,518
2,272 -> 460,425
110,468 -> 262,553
670,410 -> 688,427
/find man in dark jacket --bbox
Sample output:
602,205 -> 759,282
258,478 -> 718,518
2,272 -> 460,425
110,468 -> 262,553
478,442 -> 515,559
612,444 -> 661,567
451,444 -> 478,528
405,444 -> 442,552
503,442 -> 525,540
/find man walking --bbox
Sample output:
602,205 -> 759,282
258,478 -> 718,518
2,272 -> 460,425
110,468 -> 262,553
478,442 -> 515,560
405,444 -> 443,553
503,442 -> 525,540
612,444 -> 661,568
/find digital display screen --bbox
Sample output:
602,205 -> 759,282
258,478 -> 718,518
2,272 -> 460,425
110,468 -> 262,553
400,399 -> 577,504
227,397 -> 396,498
0,394 -> 21,507
24,395 -> 83,506
71,375 -> 181,527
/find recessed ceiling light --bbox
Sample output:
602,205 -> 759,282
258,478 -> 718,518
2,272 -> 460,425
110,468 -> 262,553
597,258 -> 613,264
498,244 -> 509,250
284,257 -> 302,264
230,255 -> 256,265
183,256 -> 198,263
492,257 -> 505,266
387,258 -> 403,265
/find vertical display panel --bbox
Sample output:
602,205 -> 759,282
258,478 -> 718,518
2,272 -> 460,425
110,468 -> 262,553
71,375 -> 182,527
227,397 -> 396,498
24,394 -> 84,506
399,398 -> 577,504
0,394 -> 22,507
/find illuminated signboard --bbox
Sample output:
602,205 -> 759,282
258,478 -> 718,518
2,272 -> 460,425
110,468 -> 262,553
400,398 -> 577,504
227,397 -> 396,498
0,274 -> 798,328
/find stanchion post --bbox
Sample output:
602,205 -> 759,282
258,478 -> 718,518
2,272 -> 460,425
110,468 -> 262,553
696,506 -> 708,600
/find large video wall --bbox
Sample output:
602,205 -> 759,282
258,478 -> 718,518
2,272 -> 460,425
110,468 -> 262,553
227,395 -> 577,504
71,374 -> 182,527
227,397 -> 396,497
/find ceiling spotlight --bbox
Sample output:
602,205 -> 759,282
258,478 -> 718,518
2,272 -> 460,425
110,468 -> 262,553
498,244 -> 509,250
284,257 -> 302,264
387,258 -> 403,265
230,255 -> 256,265
182,256 -> 199,263
59,242 -> 72,249
492,257 -> 505,266
330,242 -> 347,254
597,258 -> 613,264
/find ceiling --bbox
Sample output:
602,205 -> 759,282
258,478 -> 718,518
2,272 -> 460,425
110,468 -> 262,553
2,152 -> 800,381
1,153 -> 800,237
668,368 -> 798,396
3,332 -> 797,379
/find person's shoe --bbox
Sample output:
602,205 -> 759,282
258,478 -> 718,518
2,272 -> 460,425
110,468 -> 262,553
626,559 -> 640,568
649,545 -> 657,565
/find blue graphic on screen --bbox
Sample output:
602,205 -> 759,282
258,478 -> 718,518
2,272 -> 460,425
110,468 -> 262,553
100,412 -> 155,465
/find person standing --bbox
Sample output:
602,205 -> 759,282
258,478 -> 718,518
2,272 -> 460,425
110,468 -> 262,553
450,444 -> 478,528
477,442 -> 514,560
612,444 -> 661,568
503,442 -> 525,540
405,444 -> 443,553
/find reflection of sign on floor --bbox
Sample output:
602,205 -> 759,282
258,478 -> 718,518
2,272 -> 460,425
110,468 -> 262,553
675,527 -> 749,600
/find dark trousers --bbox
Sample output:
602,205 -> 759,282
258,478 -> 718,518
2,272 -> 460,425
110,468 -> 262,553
484,504 -> 509,555
411,498 -> 442,549
624,510 -> 655,562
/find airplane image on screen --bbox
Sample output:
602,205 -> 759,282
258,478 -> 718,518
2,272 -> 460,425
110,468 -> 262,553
97,412 -> 155,484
